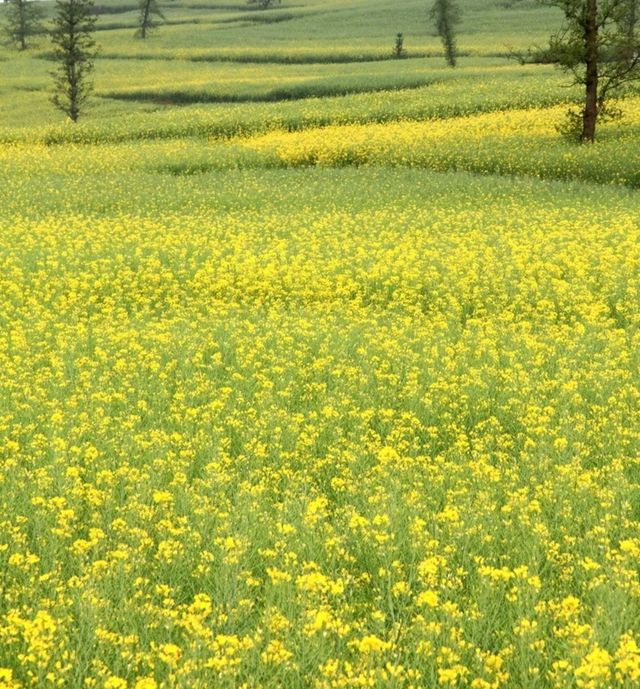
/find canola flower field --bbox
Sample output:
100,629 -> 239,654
2,1 -> 640,689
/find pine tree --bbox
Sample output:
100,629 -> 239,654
393,32 -> 406,58
136,0 -> 164,39
3,0 -> 45,51
50,0 -> 97,122
430,0 -> 461,67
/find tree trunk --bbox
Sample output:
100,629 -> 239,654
140,0 -> 150,39
630,0 -> 638,42
19,0 -> 26,50
581,0 -> 598,142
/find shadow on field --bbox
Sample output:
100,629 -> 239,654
100,79 -> 436,105
218,12 -> 304,25
159,162 -> 219,176
92,5 -> 135,14
187,51 -> 441,64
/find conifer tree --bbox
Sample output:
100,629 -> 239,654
136,0 -> 164,39
50,0 -> 97,122
3,0 -> 45,51
430,0 -> 461,67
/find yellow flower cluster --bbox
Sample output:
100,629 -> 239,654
1,81 -> 640,689
236,97 -> 640,185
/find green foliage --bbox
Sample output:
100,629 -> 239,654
555,99 -> 625,141
545,0 -> 640,86
392,32 -> 406,58
49,0 -> 98,122
430,0 -> 461,67
136,0 -> 165,39
542,0 -> 640,140
2,0 -> 45,51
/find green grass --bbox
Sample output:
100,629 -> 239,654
0,0 -> 564,129
1,64 -> 578,142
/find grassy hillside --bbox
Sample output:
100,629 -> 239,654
0,0 -> 565,128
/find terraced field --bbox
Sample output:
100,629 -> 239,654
1,1 -> 640,688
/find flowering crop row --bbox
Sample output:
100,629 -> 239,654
0,148 -> 640,687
